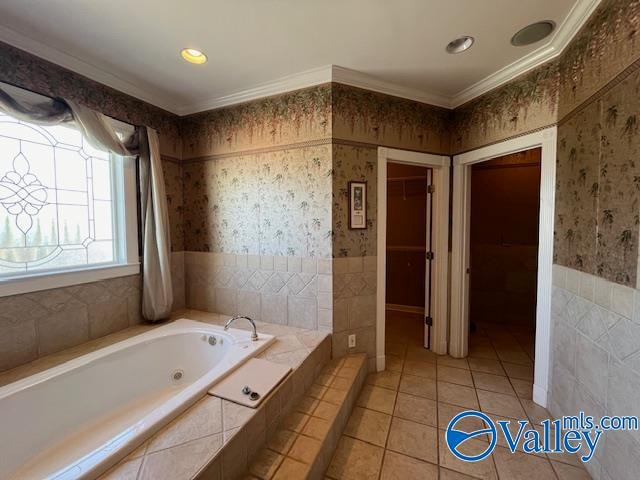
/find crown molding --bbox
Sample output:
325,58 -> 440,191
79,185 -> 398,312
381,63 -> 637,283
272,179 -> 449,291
0,24 -> 182,114
331,66 -> 453,109
451,0 -> 601,107
0,0 -> 601,115
176,65 -> 333,116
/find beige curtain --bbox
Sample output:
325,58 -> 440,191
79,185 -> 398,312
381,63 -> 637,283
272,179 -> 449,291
0,84 -> 173,321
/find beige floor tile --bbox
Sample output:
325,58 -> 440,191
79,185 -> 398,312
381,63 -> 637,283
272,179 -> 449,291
272,457 -> 309,479
502,362 -> 534,381
280,412 -> 309,433
496,348 -> 533,366
468,357 -> 505,376
267,429 -> 298,455
472,371 -> 516,395
386,354 -> 405,372
551,460 -> 592,479
406,346 -> 438,364
439,467 -> 479,479
393,392 -> 437,426
387,417 -> 438,464
295,396 -> 319,415
313,400 -> 340,421
380,451 -> 438,479
336,366 -> 359,380
438,434 -> 497,480
438,365 -> 474,387
366,370 -> 401,390
403,360 -> 437,379
302,416 -> 331,440
510,378 -> 533,400
323,386 -> 349,405
357,385 -> 397,414
287,434 -> 321,464
386,341 -> 407,357
437,381 -> 479,409
308,384 -> 328,400
249,448 -> 284,479
399,373 -> 437,400
520,399 -> 552,424
327,436 -> 384,480
330,376 -> 351,391
344,407 -> 392,447
437,356 -> 470,370
493,446 -> 556,479
315,372 -> 335,387
437,402 -> 489,432
468,344 -> 499,360
477,390 -> 526,419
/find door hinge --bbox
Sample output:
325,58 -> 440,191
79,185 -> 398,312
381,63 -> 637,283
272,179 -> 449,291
425,316 -> 433,326
427,185 -> 435,194
426,251 -> 434,260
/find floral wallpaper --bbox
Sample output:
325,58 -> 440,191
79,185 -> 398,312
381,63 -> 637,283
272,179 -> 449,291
558,0 -> 640,119
0,41 -> 182,158
182,145 -> 332,257
452,61 -> 560,154
332,83 -> 451,154
162,158 -> 185,252
332,144 -> 378,257
554,69 -> 640,287
180,85 -> 332,159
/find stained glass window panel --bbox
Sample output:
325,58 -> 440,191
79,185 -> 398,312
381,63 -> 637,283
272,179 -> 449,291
0,110 -> 117,277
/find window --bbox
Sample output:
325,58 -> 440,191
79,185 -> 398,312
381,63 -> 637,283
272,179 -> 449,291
0,109 -> 139,294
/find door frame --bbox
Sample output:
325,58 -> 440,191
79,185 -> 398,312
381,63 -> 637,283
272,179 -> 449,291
376,147 -> 450,371
450,126 -> 557,407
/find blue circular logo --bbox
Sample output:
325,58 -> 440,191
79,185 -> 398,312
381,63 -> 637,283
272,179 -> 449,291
446,410 -> 497,462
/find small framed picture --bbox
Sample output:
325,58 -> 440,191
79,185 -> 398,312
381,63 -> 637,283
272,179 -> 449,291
348,181 -> 367,229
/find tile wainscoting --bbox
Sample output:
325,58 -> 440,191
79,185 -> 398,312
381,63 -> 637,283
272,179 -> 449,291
332,256 -> 377,371
551,264 -> 640,480
0,274 -> 142,372
184,252 -> 333,332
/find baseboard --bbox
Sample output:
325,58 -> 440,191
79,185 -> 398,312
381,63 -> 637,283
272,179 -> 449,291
532,383 -> 548,408
376,354 -> 386,372
385,303 -> 423,314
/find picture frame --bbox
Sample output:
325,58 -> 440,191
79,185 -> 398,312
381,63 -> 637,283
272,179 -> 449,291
348,181 -> 367,229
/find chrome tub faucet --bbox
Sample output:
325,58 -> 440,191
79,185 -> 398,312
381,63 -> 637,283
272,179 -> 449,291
224,315 -> 259,341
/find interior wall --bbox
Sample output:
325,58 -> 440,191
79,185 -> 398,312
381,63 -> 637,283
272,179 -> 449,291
0,41 -> 186,373
450,1 -> 640,478
386,163 -> 428,308
180,86 -> 334,331
469,149 -> 541,329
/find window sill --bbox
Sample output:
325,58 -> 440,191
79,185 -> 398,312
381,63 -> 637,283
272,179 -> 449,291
0,263 -> 141,298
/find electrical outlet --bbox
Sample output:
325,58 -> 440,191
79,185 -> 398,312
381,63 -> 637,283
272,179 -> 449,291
348,334 -> 356,348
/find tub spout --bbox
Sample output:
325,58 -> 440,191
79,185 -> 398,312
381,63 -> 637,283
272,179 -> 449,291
224,315 -> 259,341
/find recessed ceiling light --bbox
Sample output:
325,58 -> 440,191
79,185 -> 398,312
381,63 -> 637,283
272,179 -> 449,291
180,48 -> 207,64
446,36 -> 475,54
511,21 -> 555,46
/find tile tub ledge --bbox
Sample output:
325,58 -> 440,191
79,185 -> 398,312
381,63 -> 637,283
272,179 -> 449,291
0,310 -> 332,480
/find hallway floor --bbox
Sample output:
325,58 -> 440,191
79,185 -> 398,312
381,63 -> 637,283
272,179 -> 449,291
326,310 -> 590,479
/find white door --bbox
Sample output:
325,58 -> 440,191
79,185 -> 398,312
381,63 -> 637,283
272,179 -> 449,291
424,169 -> 434,349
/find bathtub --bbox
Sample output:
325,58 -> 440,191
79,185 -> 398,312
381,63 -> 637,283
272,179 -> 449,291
0,319 -> 275,480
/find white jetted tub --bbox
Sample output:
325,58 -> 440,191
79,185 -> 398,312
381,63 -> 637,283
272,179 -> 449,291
0,319 -> 275,480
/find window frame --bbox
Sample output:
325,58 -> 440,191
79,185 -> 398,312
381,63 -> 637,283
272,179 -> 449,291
0,102 -> 140,297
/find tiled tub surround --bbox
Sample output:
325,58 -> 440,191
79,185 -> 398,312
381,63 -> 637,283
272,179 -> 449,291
184,252 -> 332,332
101,310 -> 331,480
551,265 -> 640,480
246,354 -> 368,479
1,319 -> 276,480
0,309 -> 331,479
0,274 -> 142,372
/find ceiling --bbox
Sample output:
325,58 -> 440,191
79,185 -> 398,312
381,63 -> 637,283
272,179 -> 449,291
0,0 -> 599,115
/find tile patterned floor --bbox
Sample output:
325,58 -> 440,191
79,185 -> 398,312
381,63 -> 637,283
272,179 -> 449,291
326,311 -> 591,479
